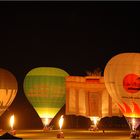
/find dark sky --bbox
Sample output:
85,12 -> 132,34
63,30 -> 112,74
0,2 -> 139,129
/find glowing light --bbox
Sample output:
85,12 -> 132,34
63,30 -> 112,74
10,115 -> 14,130
132,118 -> 136,130
42,117 -> 52,127
90,116 -> 100,127
59,115 -> 64,130
42,117 -> 49,126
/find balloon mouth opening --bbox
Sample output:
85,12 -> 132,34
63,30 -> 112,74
90,117 -> 100,127
41,118 -> 52,127
126,117 -> 140,130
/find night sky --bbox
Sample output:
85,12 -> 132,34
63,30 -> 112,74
0,2 -> 139,129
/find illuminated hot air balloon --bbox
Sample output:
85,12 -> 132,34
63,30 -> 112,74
104,53 -> 140,132
66,75 -> 122,130
23,67 -> 69,127
0,68 -> 18,116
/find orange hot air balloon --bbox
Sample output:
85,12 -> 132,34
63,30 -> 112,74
104,53 -> 140,131
0,68 -> 18,116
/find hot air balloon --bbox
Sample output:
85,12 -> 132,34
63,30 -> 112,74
23,67 -> 69,128
66,75 -> 122,130
104,53 -> 140,135
0,68 -> 18,116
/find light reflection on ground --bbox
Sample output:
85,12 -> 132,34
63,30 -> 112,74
0,129 -> 133,140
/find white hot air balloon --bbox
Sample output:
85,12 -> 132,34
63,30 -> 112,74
104,53 -> 140,132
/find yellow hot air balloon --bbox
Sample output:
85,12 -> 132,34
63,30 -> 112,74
104,53 -> 140,132
0,68 -> 18,116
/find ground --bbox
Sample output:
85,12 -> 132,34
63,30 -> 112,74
0,129 -> 134,140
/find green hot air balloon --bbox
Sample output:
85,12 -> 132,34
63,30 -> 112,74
23,67 -> 69,127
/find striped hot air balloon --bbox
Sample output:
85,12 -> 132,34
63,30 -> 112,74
23,67 -> 69,127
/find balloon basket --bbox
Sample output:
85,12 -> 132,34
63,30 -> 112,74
9,129 -> 16,135
126,117 -> 140,139
57,131 -> 64,138
130,129 -> 139,139
89,125 -> 98,131
43,126 -> 51,132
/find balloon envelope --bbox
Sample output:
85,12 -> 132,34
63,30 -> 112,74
104,53 -> 140,130
23,67 -> 69,125
0,68 -> 18,116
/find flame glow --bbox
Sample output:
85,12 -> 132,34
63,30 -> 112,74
10,115 -> 14,130
42,117 -> 49,126
59,115 -> 64,130
90,116 -> 100,126
132,118 -> 136,130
